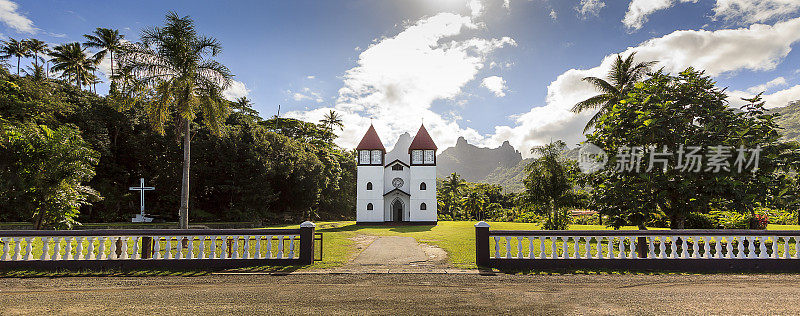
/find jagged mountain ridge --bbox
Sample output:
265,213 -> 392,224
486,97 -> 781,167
436,137 -> 528,192
773,100 -> 800,143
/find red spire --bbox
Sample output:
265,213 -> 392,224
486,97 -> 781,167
408,124 -> 437,152
356,124 -> 385,151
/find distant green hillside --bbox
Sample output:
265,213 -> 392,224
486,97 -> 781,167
774,100 -> 800,143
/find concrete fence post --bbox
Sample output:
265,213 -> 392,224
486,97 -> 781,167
475,221 -> 490,267
300,221 -> 316,265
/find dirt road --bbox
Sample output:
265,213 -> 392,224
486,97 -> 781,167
2,273 -> 800,315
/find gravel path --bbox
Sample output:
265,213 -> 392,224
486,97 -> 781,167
2,273 -> 800,315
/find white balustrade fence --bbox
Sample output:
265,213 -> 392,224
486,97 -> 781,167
474,222 -> 800,272
0,223 -> 317,270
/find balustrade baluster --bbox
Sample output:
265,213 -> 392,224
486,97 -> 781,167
573,237 -> 580,259
539,237 -> 546,259
735,236 -> 743,259
551,237 -> 558,259
12,237 -> 21,261
254,236 -> 261,259
23,237 -> 32,260
759,237 -> 768,259
607,237 -> 615,259
241,236 -> 249,259
176,236 -> 184,259
1,237 -> 8,261
195,236 -> 203,259
40,237 -> 49,261
771,236 -> 778,259
493,236 -> 500,259
564,237 -> 570,259
715,237 -> 722,259
277,236 -> 284,259
703,237 -> 711,259
121,237 -> 129,259
265,236 -> 273,259
658,236 -> 665,259
785,237 -> 792,259
669,235 -> 678,259
74,237 -> 83,260
289,236 -> 296,259
131,237 -> 139,260
165,237 -> 173,260
62,237 -> 72,260
725,237 -> 733,258
647,237 -> 654,258
52,237 -> 61,260
528,237 -> 534,259
152,236 -> 161,259
505,237 -> 512,259
628,237 -> 635,259
518,237 -> 524,259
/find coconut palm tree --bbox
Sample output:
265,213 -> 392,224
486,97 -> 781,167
48,42 -> 96,88
83,28 -> 124,82
441,172 -> 467,218
461,191 -> 487,220
319,110 -> 344,131
0,38 -> 31,75
121,12 -> 232,229
25,39 -> 48,69
571,52 -> 656,132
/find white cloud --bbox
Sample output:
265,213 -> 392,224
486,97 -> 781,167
576,0 -> 606,19
291,87 -> 324,103
468,0 -> 484,17
0,0 -> 34,34
730,83 -> 800,109
222,80 -> 250,101
287,12 -> 515,150
746,76 -> 788,93
503,0 -> 511,10
306,75 -> 315,79
714,0 -> 800,25
481,76 -> 507,97
490,17 -> 800,156
550,9 -> 558,20
622,0 -> 698,31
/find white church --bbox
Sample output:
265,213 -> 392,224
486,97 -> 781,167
356,124 -> 438,224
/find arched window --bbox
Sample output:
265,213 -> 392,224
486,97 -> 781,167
420,182 -> 427,190
366,182 -> 373,190
367,203 -> 373,210
420,203 -> 427,210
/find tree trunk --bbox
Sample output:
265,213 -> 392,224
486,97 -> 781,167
178,119 -> 191,229
110,51 -> 114,80
16,56 -> 20,76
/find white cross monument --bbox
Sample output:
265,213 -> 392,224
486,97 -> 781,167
130,178 -> 155,222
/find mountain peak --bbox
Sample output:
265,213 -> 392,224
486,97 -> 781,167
437,137 -> 523,186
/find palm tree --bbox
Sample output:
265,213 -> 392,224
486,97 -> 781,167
48,42 -> 96,88
0,38 -> 31,75
25,39 -> 48,70
571,52 -> 656,132
441,173 -> 467,218
121,12 -> 232,229
319,110 -> 344,131
461,191 -> 487,221
83,28 -> 124,83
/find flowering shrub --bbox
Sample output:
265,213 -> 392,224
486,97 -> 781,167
751,213 -> 769,230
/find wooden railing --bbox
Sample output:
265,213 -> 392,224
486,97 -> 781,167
474,221 -> 800,272
0,221 -> 317,270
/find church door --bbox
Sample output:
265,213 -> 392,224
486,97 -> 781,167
392,199 -> 403,222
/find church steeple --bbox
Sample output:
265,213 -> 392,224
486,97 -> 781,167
356,124 -> 385,166
356,124 -> 385,151
408,124 -> 437,165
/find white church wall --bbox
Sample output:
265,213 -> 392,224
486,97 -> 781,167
356,165 -> 385,222
383,162 -> 410,194
410,165 -> 437,222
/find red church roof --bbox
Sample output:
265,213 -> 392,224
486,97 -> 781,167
408,124 -> 437,152
355,124 -> 385,151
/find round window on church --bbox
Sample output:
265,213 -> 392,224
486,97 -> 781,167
392,178 -> 404,188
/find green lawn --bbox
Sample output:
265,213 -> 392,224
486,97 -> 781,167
294,221 -> 800,269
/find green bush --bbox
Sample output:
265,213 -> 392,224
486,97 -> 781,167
684,212 -> 719,229
755,207 -> 795,225
572,213 -> 601,225
710,210 -> 751,229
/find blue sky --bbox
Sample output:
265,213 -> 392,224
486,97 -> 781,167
3,0 -> 800,156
